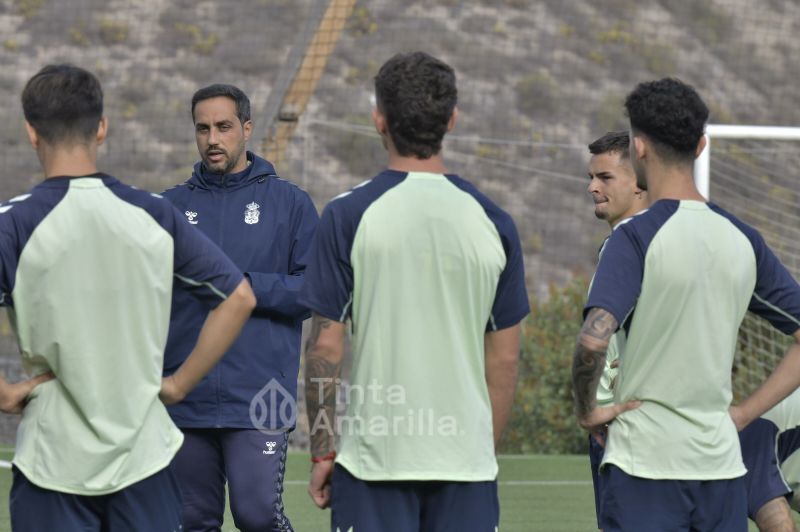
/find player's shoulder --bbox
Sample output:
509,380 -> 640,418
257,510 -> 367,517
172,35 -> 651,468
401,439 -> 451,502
626,199 -> 678,227
0,191 -> 39,231
106,177 -> 172,208
444,173 -> 518,232
444,173 -> 493,204
160,180 -> 194,201
602,202 -> 677,260
263,175 -> 315,207
269,175 -> 308,195
0,191 -> 38,213
101,177 -> 183,230
0,178 -> 75,228
614,200 -> 679,240
706,202 -> 763,243
323,170 -> 405,217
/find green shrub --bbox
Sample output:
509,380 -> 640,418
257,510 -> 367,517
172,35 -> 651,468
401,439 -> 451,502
99,19 -> 130,45
348,6 -> 378,37
515,71 -> 558,117
592,92 -> 626,133
174,22 -> 219,55
501,276 -> 589,454
14,0 -> 44,19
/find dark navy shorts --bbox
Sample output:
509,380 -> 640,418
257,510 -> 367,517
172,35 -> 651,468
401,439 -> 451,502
10,464 -> 182,532
588,432 -> 605,529
600,465 -> 747,531
331,463 -> 499,532
173,428 -> 293,532
740,417 -> 792,519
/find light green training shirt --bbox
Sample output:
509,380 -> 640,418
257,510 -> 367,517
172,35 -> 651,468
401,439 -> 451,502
588,200 -> 800,480
301,170 -> 530,481
0,175 -> 242,495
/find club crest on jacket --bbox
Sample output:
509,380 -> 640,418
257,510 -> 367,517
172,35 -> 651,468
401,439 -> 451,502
244,202 -> 260,225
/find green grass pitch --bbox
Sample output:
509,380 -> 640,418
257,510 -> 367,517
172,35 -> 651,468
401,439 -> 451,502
0,451 -> 783,531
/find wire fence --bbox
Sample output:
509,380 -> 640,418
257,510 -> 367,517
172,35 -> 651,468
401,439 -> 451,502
708,139 -> 800,399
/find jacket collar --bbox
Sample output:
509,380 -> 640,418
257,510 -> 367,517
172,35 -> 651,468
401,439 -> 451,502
189,151 -> 276,191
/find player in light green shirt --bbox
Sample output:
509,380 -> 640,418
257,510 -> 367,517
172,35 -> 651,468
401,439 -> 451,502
3,64 -> 255,532
573,78 -> 800,531
301,52 -> 529,531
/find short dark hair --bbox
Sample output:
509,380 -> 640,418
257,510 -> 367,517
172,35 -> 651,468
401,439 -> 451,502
21,64 -> 103,145
588,131 -> 630,159
374,51 -> 457,159
624,78 -> 708,163
191,84 -> 251,124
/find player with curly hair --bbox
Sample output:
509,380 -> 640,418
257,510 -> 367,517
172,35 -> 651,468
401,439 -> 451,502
572,78 -> 800,531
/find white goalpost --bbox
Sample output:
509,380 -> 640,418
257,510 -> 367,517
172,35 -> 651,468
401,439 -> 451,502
694,124 -> 800,199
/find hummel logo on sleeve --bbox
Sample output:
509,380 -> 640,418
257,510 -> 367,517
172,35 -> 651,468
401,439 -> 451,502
184,211 -> 199,224
0,193 -> 31,214
263,441 -> 277,455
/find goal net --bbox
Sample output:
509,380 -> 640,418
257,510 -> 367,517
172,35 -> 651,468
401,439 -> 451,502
699,130 -> 800,399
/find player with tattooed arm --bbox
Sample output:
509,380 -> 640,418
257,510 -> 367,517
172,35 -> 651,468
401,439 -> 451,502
572,78 -> 800,531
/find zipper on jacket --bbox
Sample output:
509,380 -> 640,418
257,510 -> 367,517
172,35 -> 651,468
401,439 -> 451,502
218,191 -> 227,250
215,189 -> 227,427
215,363 -> 222,428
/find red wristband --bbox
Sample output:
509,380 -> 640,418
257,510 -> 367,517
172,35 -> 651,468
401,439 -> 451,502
311,450 -> 336,463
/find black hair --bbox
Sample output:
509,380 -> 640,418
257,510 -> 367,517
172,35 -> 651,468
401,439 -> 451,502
191,84 -> 251,124
374,51 -> 457,159
588,131 -> 630,159
21,64 -> 103,145
624,78 -> 708,163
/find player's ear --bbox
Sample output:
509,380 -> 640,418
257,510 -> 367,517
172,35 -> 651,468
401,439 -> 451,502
447,107 -> 458,132
695,134 -> 707,158
96,117 -> 108,146
24,121 -> 39,149
632,135 -> 647,161
372,107 -> 387,136
242,119 -> 253,142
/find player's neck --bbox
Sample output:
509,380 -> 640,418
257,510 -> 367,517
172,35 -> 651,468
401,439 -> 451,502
386,151 -> 447,174
645,165 -> 705,203
38,145 -> 99,179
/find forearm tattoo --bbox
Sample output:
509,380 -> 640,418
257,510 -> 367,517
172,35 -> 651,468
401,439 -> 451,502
572,308 -> 617,420
305,316 -> 340,457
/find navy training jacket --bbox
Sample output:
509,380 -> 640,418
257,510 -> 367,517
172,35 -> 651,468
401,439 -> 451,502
162,151 -> 319,430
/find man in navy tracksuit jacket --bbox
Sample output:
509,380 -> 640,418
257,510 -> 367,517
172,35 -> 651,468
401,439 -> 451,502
162,84 -> 318,532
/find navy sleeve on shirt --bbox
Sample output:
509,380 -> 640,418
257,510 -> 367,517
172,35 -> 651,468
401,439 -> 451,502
708,203 -> 800,335
167,204 -> 244,307
300,201 -> 356,322
745,229 -> 800,335
487,211 -> 530,331
585,224 -> 645,329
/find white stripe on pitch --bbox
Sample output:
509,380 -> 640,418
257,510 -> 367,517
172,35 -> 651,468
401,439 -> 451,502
497,454 -> 587,460
276,479 -> 591,486
0,463 -> 590,486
